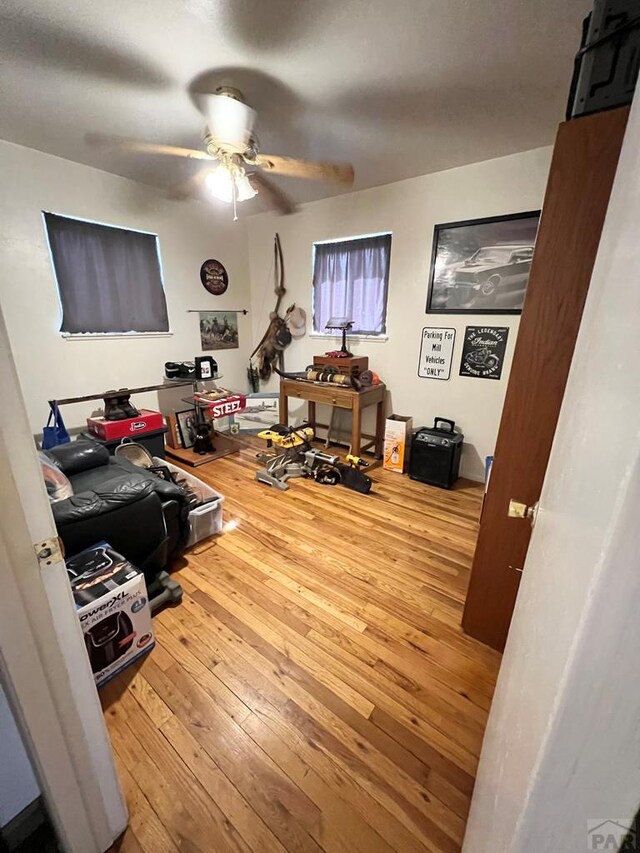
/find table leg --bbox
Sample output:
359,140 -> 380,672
279,384 -> 289,425
307,400 -> 316,430
375,398 -> 385,459
351,400 -> 362,456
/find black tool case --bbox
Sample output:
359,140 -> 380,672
409,418 -> 463,489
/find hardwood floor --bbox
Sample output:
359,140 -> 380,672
101,441 -> 501,853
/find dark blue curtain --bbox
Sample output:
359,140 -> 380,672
44,213 -> 169,334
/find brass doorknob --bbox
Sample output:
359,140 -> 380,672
508,499 -> 539,526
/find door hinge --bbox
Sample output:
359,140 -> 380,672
34,537 -> 64,567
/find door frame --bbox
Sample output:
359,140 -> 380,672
0,305 -> 126,852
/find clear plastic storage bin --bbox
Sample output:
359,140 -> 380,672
152,457 -> 225,547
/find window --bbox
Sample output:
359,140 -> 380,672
43,213 -> 169,335
312,233 -> 392,336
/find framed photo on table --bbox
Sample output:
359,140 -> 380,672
175,409 -> 197,449
426,210 -> 541,314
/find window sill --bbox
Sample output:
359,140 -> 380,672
62,332 -> 173,341
309,332 -> 388,343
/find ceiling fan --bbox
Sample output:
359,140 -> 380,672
87,86 -> 355,218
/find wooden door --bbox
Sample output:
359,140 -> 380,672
462,107 -> 629,652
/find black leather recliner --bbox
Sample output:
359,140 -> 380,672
44,440 -> 190,589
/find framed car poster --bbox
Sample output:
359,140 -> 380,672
459,326 -> 509,380
426,210 -> 540,314
417,327 -> 456,380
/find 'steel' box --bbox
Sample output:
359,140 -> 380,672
66,542 -> 155,687
383,415 -> 413,473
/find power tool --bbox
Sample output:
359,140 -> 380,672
255,425 -> 372,494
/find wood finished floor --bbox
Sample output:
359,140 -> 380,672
101,441 -> 501,853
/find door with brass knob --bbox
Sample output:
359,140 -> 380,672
461,106 -> 628,652
508,499 -> 539,526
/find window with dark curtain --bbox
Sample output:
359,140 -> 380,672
312,233 -> 392,336
43,213 -> 169,334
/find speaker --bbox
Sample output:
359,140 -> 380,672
409,418 -> 463,490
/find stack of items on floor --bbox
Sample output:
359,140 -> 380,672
66,543 -> 155,687
40,436 -> 225,686
39,438 -> 224,597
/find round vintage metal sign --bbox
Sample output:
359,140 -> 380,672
200,259 -> 229,295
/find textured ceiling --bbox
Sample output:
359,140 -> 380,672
0,0 -> 590,212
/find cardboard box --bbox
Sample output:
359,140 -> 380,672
66,543 -> 155,688
86,409 -> 165,441
383,415 -> 413,473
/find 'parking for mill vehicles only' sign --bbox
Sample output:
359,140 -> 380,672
417,327 -> 456,380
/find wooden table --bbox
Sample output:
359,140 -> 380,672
279,379 -> 386,457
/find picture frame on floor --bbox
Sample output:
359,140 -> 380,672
426,210 -> 541,315
231,392 -> 279,433
165,413 -> 183,449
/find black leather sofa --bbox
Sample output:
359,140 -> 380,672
44,440 -> 190,592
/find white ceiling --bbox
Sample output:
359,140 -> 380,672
0,0 -> 590,211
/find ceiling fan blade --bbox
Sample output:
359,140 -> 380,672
254,154 -> 354,185
247,172 -> 297,215
86,133 -> 214,161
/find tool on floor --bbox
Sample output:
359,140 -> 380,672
346,453 -> 369,468
255,424 -> 314,490
255,425 -> 372,494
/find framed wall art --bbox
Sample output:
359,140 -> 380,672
199,311 -> 239,351
426,210 -> 541,315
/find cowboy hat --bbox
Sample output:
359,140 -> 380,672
285,305 -> 307,338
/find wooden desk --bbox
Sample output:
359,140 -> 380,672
279,379 -> 386,457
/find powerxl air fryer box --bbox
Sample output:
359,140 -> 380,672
66,542 -> 155,688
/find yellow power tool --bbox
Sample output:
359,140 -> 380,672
257,425 -> 315,449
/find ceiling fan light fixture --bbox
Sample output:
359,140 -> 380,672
205,163 -> 235,202
205,164 -> 256,206
235,171 -> 257,202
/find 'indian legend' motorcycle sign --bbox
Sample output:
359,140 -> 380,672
459,326 -> 509,380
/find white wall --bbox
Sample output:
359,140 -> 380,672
464,96 -> 640,851
0,140 -> 251,434
246,147 -> 552,480
0,683 -> 40,826
0,139 -> 553,475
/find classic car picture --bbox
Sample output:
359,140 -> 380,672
426,211 -> 541,314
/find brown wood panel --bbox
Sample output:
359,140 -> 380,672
280,378 -> 385,409
462,107 -> 629,652
102,440 -> 501,853
279,379 -> 386,457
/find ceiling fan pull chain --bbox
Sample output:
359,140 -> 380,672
232,175 -> 238,222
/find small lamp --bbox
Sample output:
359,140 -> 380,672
325,317 -> 354,356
